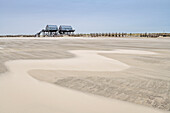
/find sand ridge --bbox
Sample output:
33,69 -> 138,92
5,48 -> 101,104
29,50 -> 170,111
0,49 -> 166,113
0,37 -> 170,113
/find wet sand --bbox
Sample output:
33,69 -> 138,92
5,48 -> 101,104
0,37 -> 170,112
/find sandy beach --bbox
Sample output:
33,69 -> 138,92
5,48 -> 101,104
0,37 -> 170,113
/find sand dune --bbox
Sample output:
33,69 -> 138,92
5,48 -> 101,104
0,37 -> 170,113
0,50 -> 167,113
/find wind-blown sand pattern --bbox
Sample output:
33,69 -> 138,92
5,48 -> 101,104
0,50 -> 166,113
29,50 -> 170,111
0,37 -> 170,113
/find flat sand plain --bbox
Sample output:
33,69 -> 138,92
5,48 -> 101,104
0,37 -> 170,113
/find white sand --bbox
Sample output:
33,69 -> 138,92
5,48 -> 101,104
0,50 -> 166,113
0,47 -> 3,49
100,49 -> 158,54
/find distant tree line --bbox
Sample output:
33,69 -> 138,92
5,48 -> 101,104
69,33 -> 170,38
0,33 -> 170,38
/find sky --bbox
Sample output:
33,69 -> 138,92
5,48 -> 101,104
0,0 -> 170,35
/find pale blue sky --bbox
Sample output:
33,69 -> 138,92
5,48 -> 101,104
0,0 -> 170,35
